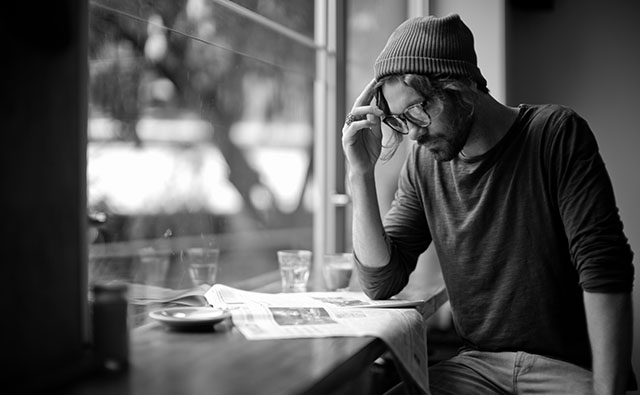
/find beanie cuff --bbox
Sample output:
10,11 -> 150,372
375,56 -> 487,88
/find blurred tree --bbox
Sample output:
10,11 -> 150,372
88,0 -> 315,227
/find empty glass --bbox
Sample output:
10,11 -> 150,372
137,247 -> 170,286
181,247 -> 220,286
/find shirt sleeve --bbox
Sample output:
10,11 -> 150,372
356,148 -> 432,300
548,109 -> 634,293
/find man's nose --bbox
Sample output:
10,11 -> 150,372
407,123 -> 426,141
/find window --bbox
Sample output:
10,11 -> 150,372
87,0 -> 425,293
87,0 -> 321,290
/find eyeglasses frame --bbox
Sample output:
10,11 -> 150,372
381,101 -> 432,135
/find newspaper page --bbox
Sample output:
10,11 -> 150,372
204,284 -> 430,395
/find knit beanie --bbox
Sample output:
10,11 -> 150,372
374,14 -> 487,89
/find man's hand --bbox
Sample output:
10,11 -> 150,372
342,79 -> 385,176
343,79 -> 391,270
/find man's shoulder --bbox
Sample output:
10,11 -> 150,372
520,103 -> 580,125
519,103 -> 589,140
518,104 -> 598,163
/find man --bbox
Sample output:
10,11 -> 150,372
341,14 -> 635,395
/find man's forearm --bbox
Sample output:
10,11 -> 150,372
583,291 -> 633,395
349,172 -> 390,268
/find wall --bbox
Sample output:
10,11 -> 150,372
505,0 -> 640,390
431,0 -> 506,102
1,0 -> 89,391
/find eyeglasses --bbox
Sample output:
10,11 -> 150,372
381,101 -> 432,135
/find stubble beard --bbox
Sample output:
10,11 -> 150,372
418,107 -> 474,162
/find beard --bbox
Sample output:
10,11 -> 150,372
418,105 -> 474,162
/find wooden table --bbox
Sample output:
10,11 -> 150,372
64,281 -> 448,395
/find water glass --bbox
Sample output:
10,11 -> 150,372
137,247 -> 170,286
181,247 -> 220,286
322,253 -> 354,291
277,250 -> 312,293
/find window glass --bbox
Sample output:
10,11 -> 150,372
88,0 -> 315,290
229,0 -> 315,37
346,0 -> 409,218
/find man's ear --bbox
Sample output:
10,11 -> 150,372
468,79 -> 479,93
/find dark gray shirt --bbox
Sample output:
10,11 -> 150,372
357,104 -> 634,369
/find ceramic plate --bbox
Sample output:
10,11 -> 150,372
149,307 -> 231,330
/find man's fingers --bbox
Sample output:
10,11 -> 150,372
353,79 -> 377,107
345,113 -> 366,126
347,105 -> 384,119
342,118 -> 379,137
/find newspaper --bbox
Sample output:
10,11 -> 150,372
204,284 -> 430,395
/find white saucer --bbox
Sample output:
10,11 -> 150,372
149,307 -> 231,330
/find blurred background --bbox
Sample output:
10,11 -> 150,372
86,0 -> 317,289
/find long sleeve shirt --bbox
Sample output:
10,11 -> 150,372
357,104 -> 634,370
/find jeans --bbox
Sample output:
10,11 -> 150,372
428,350 -> 593,395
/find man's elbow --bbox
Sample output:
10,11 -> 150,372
359,277 -> 405,300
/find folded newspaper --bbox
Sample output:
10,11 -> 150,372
204,284 -> 430,394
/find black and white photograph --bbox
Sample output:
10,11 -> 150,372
4,1 -> 639,394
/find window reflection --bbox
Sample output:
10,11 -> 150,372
88,0 -> 315,290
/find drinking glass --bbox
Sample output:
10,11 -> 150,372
277,250 -> 312,292
322,253 -> 354,292
181,247 -> 220,286
137,247 -> 170,286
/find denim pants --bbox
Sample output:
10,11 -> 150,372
427,350 -> 593,395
